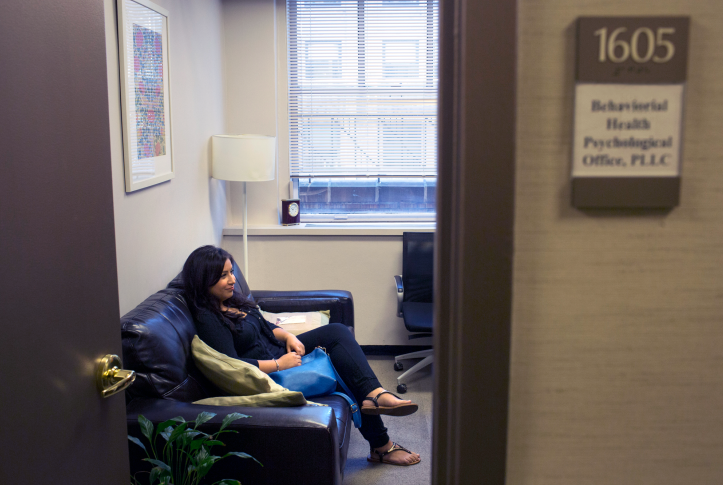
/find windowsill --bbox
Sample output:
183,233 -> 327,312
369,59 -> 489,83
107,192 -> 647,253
223,222 -> 436,236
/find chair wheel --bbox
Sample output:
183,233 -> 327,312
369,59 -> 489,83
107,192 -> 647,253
394,361 -> 403,371
397,383 -> 407,394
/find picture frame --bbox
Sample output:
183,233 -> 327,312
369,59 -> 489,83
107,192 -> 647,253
117,0 -> 174,192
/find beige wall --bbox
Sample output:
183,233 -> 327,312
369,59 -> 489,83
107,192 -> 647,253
105,0 -> 228,315
222,0 -> 283,226
509,1 -> 723,483
223,235 -> 431,346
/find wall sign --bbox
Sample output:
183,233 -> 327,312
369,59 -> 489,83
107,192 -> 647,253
572,17 -> 689,208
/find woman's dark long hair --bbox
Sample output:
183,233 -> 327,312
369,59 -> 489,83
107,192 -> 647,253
182,245 -> 255,325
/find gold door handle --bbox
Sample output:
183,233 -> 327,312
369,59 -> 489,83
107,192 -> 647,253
96,354 -> 136,398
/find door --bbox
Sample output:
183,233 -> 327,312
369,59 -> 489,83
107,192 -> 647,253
0,0 -> 130,483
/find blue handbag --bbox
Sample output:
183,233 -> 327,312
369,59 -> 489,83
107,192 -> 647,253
270,347 -> 361,428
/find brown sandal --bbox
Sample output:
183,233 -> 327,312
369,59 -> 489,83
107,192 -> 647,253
361,390 -> 418,416
367,442 -> 421,466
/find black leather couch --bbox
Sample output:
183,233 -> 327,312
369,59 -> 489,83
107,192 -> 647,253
122,262 -> 355,485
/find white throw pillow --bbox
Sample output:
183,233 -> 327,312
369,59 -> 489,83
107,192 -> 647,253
259,310 -> 330,335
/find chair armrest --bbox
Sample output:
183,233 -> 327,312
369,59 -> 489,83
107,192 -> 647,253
394,275 -> 404,317
126,398 -> 343,485
253,290 -> 354,330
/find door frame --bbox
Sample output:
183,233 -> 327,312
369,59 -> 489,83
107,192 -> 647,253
433,0 -> 517,483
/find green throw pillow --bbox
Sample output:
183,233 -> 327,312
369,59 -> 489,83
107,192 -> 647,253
191,335 -> 306,407
194,394 -> 308,407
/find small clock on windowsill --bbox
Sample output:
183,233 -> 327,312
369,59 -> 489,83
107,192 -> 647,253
281,198 -> 300,225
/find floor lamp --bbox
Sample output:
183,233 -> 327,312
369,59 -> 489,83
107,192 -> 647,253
211,134 -> 276,284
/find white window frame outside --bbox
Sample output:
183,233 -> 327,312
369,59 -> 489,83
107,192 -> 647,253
280,0 -> 438,224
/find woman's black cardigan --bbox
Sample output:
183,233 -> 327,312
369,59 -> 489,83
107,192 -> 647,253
194,307 -> 286,368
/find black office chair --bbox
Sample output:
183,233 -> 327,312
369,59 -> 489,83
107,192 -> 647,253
393,232 -> 434,393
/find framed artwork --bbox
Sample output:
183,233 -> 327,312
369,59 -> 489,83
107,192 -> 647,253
117,0 -> 173,192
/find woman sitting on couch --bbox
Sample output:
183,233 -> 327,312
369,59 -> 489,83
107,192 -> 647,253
183,245 -> 421,467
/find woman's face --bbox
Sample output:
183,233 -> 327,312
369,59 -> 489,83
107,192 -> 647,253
209,258 -> 236,303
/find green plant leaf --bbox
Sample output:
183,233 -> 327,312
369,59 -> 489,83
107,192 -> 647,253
203,440 -> 225,448
143,458 -> 172,472
219,413 -> 250,432
133,413 -> 256,485
193,447 -> 215,478
159,426 -> 173,442
191,431 -> 211,441
182,429 -> 205,446
224,452 -> 263,467
196,455 -> 221,478
156,419 -> 179,435
138,415 -> 154,442
195,411 -> 216,427
178,429 -> 193,445
167,422 -> 188,443
188,438 -> 224,453
128,435 -> 147,452
188,446 -> 205,472
196,446 -> 210,462
149,466 -> 170,485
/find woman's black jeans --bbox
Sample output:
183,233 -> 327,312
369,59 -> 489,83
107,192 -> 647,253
297,323 -> 389,449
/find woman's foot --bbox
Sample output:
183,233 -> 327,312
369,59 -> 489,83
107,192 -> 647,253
361,388 -> 418,416
368,440 -> 421,466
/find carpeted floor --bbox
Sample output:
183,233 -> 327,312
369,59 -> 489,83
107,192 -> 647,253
342,355 -> 433,485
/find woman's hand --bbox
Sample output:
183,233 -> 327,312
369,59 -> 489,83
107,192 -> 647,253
286,335 -> 306,356
277,351 -> 302,370
272,328 -> 305,356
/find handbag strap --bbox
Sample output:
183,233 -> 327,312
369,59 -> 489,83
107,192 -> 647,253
330,392 -> 361,428
326,358 -> 362,428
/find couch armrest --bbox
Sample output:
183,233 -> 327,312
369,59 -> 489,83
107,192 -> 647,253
127,398 -> 343,485
253,290 -> 354,330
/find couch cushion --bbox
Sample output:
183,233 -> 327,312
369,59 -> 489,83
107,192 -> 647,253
121,289 -> 221,402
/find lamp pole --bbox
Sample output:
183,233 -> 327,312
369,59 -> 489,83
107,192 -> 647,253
242,180 -> 249,283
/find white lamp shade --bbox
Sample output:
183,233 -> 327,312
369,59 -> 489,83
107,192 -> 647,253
211,134 -> 276,181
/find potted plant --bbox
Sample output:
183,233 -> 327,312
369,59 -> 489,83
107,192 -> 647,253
129,412 -> 261,485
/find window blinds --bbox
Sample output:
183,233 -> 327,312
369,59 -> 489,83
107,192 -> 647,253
287,0 -> 439,178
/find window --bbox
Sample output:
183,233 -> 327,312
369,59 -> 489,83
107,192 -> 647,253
287,0 -> 439,222
382,40 -> 419,78
305,40 -> 342,79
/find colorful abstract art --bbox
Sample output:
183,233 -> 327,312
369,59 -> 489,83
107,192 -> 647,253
133,23 -> 166,160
